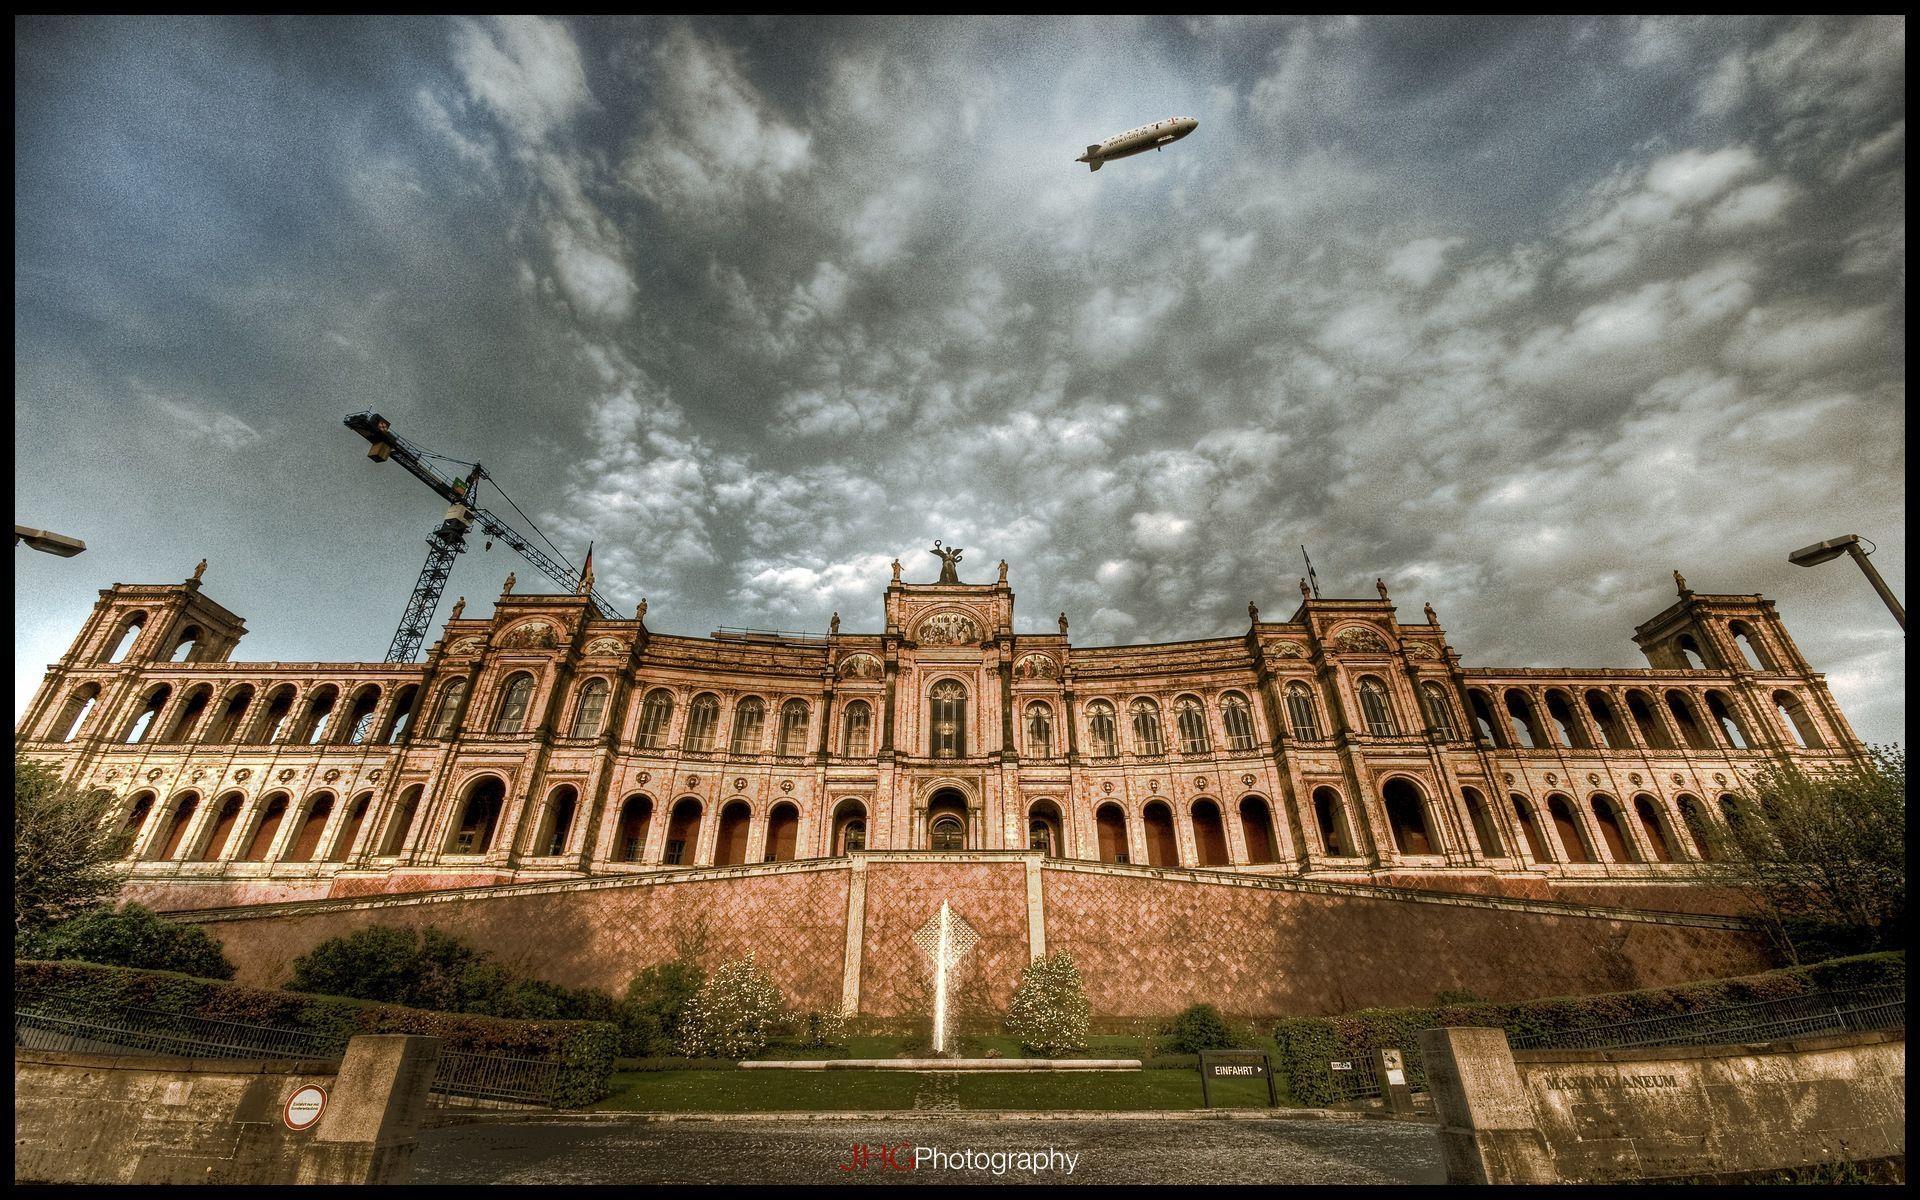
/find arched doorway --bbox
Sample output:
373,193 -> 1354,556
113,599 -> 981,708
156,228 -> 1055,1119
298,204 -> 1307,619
447,779 -> 503,856
1239,796 -> 1278,864
240,794 -> 289,861
1546,794 -> 1591,863
664,798 -> 702,865
715,801 -> 752,865
1312,787 -> 1352,857
831,799 -> 867,855
1512,795 -> 1552,863
1382,778 -> 1434,855
1027,799 -> 1063,857
765,803 -> 800,861
927,787 -> 968,850
614,794 -> 653,862
1095,803 -> 1129,863
1141,801 -> 1178,867
1191,799 -> 1229,866
1589,795 -> 1635,863
1633,795 -> 1673,862
196,793 -> 245,862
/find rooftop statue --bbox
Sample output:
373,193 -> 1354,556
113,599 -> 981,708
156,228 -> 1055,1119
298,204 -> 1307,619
931,540 -> 964,585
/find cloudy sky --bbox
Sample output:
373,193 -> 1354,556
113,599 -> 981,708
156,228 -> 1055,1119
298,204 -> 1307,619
14,16 -> 1906,744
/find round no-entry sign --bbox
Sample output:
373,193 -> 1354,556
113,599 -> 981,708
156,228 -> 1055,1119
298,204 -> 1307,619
284,1084 -> 328,1130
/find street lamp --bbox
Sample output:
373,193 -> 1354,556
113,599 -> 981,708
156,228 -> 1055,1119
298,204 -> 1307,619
14,525 -> 86,557
1788,534 -> 1905,632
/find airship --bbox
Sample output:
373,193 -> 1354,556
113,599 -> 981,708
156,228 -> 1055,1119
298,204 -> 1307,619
1075,116 -> 1199,171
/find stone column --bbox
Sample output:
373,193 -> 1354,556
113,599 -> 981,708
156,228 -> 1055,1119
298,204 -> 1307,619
1418,1027 -> 1554,1185
296,1035 -> 443,1185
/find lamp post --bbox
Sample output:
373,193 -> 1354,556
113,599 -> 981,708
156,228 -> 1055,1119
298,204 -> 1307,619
1788,534 -> 1904,632
14,525 -> 86,557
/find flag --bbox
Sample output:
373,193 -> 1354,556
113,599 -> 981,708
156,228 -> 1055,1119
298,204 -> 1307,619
577,542 -> 594,595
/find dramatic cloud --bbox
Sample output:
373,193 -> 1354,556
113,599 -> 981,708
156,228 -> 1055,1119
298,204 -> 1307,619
14,16 -> 1906,749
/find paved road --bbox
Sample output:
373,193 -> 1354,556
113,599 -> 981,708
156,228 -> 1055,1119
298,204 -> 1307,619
412,1115 -> 1447,1185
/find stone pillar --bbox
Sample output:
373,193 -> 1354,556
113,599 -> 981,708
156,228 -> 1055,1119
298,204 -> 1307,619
297,1035 -> 443,1184
1418,1027 -> 1554,1185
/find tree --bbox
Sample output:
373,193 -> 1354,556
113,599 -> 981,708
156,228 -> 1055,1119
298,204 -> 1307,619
619,960 -> 705,1057
1167,1002 -> 1232,1053
678,955 -> 787,1059
1005,952 -> 1091,1056
288,925 -> 422,1002
19,903 -> 235,980
1692,746 -> 1905,960
14,758 -> 130,933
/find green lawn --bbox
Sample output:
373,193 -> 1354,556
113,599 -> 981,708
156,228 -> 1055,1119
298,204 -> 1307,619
599,1067 -> 1286,1113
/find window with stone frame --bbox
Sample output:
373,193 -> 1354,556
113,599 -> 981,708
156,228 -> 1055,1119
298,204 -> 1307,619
636,688 -> 675,749
1357,676 -> 1398,736
1174,695 -> 1210,754
1130,697 -> 1165,756
778,698 -> 811,756
730,697 -> 765,753
571,678 -> 610,738
1421,682 -> 1459,741
683,693 -> 720,751
429,678 -> 467,740
929,681 -> 967,758
1285,682 -> 1322,740
1220,691 -> 1256,751
493,673 -> 535,734
1086,700 -> 1118,757
841,700 -> 873,757
1025,701 -> 1054,758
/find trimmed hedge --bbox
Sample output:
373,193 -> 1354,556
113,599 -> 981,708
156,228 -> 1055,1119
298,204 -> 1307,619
15,959 -> 617,1108
1273,952 -> 1905,1107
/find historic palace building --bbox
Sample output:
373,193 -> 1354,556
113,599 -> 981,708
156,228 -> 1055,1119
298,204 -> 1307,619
17,555 -> 1865,917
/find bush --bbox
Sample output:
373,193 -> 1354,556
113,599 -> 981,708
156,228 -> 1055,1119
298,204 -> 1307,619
1005,952 -> 1091,1056
15,957 -> 618,1107
18,904 -> 235,980
618,960 -> 704,1057
1272,951 -> 1905,1106
1166,1003 -> 1232,1053
795,1008 -> 851,1048
678,955 -> 787,1059
287,925 -> 614,1022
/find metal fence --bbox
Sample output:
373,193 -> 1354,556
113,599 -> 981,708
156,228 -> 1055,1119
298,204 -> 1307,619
1509,986 -> 1905,1052
16,1007 -> 569,1109
1324,1054 -> 1383,1103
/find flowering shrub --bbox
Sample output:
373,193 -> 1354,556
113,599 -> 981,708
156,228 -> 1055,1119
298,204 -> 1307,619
1005,952 -> 1090,1056
797,1006 -> 851,1048
677,954 -> 788,1059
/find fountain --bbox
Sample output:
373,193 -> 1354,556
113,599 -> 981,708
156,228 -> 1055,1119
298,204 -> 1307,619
912,900 -> 979,1054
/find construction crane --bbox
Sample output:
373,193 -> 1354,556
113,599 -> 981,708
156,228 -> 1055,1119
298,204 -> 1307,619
345,411 -> 620,662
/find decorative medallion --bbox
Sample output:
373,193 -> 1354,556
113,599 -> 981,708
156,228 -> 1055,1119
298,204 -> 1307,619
1545,773 -> 1557,785
587,637 -> 627,655
503,621 -> 557,650
1587,773 -> 1600,785
147,768 -> 164,781
1102,781 -> 1115,794
234,769 -> 251,782
105,770 -> 120,782
1332,626 -> 1388,654
1013,653 -> 1059,681
686,776 -> 700,788
367,769 -> 381,782
1242,774 -> 1256,787
1502,772 -> 1514,784
638,772 -> 651,785
781,780 -> 795,793
1712,772 -> 1727,785
838,653 -> 883,680
1194,776 -> 1209,791
323,769 -> 341,783
1406,642 -> 1440,660
1270,641 -> 1307,659
191,769 -> 206,782
447,636 -> 484,655
1671,773 -> 1685,786
734,777 -> 747,792
279,769 -> 296,782
915,611 -> 981,646
1629,772 -> 1642,785
1148,779 -> 1159,792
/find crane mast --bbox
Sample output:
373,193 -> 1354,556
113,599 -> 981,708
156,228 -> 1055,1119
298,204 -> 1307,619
345,411 -> 620,663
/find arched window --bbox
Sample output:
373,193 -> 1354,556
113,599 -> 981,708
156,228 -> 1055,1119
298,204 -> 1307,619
714,800 -> 751,865
765,803 -> 800,862
169,626 -> 201,663
1585,690 -> 1627,749
294,686 -> 338,745
341,687 -> 381,746
637,689 -> 675,748
153,793 -> 200,861
683,693 -> 720,751
54,684 -> 101,742
1358,678 -> 1398,737
1675,633 -> 1713,670
104,614 -> 146,664
449,778 -> 505,855
929,683 -> 966,758
1086,700 -> 1118,757
614,794 -> 653,862
928,789 -> 967,850
841,700 -> 873,757
1772,691 -> 1824,748
287,793 -> 334,862
1462,787 -> 1503,857
1095,803 -> 1129,863
1383,778 -> 1434,855
329,794 -> 371,863
930,815 -> 966,851
1546,794 -> 1591,864
778,699 -> 812,756
1544,690 -> 1586,749
1141,801 -> 1177,866
1705,691 -> 1749,749
1512,796 -> 1552,863
380,684 -> 419,745
1625,690 -> 1674,749
493,674 -> 535,734
664,798 -> 701,864
1025,702 -> 1055,759
1028,800 -> 1063,857
1468,689 -> 1504,748
1664,690 -> 1713,750
831,799 -> 867,855
535,786 -> 577,856
1422,683 -> 1458,742
162,686 -> 212,744
1191,798 -> 1229,866
1589,794 -> 1635,862
571,678 -> 610,738
379,785 -> 423,856
237,793 -> 287,861
125,686 -> 170,744
1220,692 -> 1256,751
1130,698 -> 1165,756
196,793 -> 246,862
1312,786 -> 1351,856
1729,621 -> 1771,671
1239,796 -> 1279,863
730,697 -> 766,754
1676,794 -> 1715,860
1504,689 -> 1544,749
119,792 -> 156,854
1632,795 -> 1674,862
429,678 -> 468,740
1174,695 -> 1210,754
